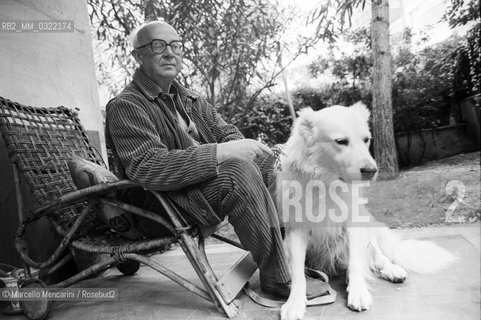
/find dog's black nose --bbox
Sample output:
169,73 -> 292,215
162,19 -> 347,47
360,167 -> 377,180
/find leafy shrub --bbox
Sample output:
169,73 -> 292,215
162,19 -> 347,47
443,0 -> 480,105
230,85 -> 373,146
232,94 -> 293,146
227,30 -> 469,145
392,34 -> 462,132
453,23 -> 481,105
293,84 -> 371,110
292,88 -> 328,110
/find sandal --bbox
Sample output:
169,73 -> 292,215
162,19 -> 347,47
246,267 -> 337,308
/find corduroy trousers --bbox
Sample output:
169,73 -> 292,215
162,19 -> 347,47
126,155 -> 291,284
197,157 -> 290,284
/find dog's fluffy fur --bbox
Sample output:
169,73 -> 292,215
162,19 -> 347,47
276,103 -> 457,320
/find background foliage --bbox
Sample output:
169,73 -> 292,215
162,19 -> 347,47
443,0 -> 481,106
90,0 -> 479,148
88,0 -> 313,123
391,31 -> 462,132
238,27 -> 469,146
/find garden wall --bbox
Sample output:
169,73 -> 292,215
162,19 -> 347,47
460,95 -> 480,146
396,123 -> 479,167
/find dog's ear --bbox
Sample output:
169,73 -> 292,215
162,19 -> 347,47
350,102 -> 370,122
296,107 -> 315,139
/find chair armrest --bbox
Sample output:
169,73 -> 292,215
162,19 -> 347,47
33,179 -> 139,217
14,180 -> 141,269
14,180 -> 188,269
15,201 -> 97,269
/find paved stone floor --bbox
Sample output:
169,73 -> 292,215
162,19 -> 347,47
6,224 -> 480,320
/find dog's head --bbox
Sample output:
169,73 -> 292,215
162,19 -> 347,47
285,102 -> 377,182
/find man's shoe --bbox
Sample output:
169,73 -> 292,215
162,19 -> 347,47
260,274 -> 290,298
260,269 -> 330,299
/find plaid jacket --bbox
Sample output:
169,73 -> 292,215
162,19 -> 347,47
105,69 -> 244,225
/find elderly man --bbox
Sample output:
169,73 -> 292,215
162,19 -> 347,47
105,21 -> 323,298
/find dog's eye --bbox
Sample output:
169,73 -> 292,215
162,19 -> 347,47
364,137 -> 371,144
335,138 -> 349,146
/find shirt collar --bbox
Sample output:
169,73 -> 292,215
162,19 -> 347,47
133,68 -> 199,101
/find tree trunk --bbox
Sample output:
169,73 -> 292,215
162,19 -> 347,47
371,0 -> 399,179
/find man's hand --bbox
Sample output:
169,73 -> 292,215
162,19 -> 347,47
217,139 -> 273,164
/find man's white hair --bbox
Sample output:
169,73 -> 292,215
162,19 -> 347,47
129,18 -> 165,49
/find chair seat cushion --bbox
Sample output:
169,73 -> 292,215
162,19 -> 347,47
67,156 -> 142,240
72,230 -> 175,254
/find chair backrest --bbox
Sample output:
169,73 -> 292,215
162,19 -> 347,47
0,97 -> 105,229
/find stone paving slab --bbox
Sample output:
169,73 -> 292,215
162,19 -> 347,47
5,224 -> 479,320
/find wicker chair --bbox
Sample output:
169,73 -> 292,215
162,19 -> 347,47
0,97 -> 256,320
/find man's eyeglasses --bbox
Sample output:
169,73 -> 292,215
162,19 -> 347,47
135,39 -> 184,55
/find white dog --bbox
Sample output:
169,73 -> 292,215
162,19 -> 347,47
276,103 -> 457,320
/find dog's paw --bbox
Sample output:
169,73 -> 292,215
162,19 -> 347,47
280,295 -> 307,320
377,264 -> 408,283
347,281 -> 372,311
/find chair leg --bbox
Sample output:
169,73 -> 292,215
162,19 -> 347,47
198,234 -> 206,256
178,232 -> 240,318
39,252 -> 74,280
50,256 -> 117,288
152,192 -> 240,318
122,253 -> 212,302
197,235 -> 217,282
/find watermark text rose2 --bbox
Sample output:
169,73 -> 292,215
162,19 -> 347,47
280,180 -> 373,225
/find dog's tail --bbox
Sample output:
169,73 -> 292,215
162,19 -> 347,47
376,228 -> 458,274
